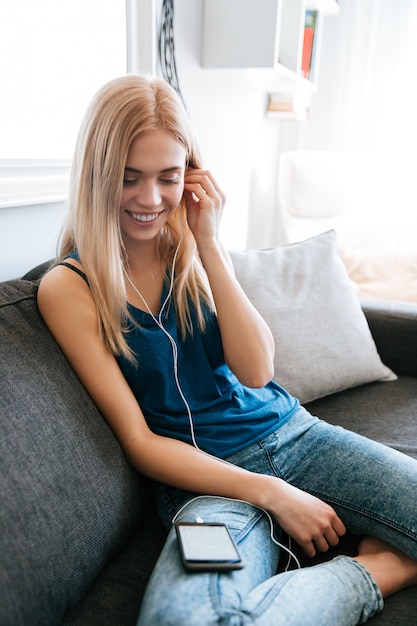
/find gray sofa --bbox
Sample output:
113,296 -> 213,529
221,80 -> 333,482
1,254 -> 417,625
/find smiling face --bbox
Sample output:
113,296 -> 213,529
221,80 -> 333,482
119,128 -> 187,251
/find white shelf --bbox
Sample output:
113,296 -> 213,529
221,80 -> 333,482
201,0 -> 339,88
202,0 -> 281,69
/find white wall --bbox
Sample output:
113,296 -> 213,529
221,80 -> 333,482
1,0 -> 332,281
0,202 -> 66,281
172,0 -> 288,250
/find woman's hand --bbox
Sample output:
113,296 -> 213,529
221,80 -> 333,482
259,477 -> 346,558
183,168 -> 226,248
183,168 -> 274,388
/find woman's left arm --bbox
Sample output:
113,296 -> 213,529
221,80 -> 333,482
184,169 -> 275,388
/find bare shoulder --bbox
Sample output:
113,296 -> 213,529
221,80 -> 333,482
38,258 -> 86,291
37,261 -> 97,335
37,260 -> 151,447
38,259 -> 90,299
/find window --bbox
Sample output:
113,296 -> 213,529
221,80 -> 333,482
0,0 -> 127,160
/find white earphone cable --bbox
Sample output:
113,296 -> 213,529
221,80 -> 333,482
123,235 -> 200,449
172,494 -> 301,571
123,239 -> 301,570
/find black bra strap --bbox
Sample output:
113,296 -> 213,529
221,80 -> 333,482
58,261 -> 89,286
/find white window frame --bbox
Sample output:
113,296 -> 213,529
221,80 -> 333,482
0,160 -> 71,209
0,0 -> 157,210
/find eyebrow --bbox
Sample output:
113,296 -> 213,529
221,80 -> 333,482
124,166 -> 184,174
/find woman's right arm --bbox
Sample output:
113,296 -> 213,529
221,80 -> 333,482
37,266 -> 345,557
37,266 -> 264,494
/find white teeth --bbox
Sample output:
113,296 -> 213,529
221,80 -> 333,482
130,212 -> 159,222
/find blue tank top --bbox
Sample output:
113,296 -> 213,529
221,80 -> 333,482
116,288 -> 299,458
63,252 -> 299,458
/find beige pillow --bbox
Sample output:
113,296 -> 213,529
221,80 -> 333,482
230,231 -> 396,403
340,248 -> 417,304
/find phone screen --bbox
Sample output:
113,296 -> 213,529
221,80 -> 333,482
175,522 -> 243,571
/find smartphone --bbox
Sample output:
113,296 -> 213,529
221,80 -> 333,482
175,522 -> 244,571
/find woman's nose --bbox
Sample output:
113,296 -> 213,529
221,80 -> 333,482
136,181 -> 161,207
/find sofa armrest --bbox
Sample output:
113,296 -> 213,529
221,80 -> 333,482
21,259 -> 55,282
361,298 -> 417,377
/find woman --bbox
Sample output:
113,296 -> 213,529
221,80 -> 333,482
38,74 -> 417,625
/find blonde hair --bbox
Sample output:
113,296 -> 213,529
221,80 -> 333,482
59,74 -> 213,360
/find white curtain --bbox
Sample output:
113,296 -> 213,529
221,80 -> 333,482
305,0 -> 417,153
250,0 -> 417,251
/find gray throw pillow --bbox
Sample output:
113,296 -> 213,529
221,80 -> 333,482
230,231 -> 395,403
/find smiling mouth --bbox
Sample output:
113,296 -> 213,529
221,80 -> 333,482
128,211 -> 161,223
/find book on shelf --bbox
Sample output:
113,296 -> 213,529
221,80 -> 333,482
266,93 -> 310,122
302,10 -> 318,80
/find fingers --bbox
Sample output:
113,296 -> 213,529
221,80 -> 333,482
301,533 -> 337,558
301,513 -> 346,558
274,483 -> 347,559
184,168 -> 226,206
183,169 -> 226,242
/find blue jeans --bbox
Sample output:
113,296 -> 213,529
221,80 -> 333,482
137,407 -> 417,625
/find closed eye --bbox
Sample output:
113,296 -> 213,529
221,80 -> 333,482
160,177 -> 180,184
123,167 -> 183,186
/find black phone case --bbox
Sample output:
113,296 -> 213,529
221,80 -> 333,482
175,522 -> 244,571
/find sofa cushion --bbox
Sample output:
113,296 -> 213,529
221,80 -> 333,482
230,231 -> 395,403
305,376 -> 417,460
362,298 -> 417,377
62,508 -> 166,626
0,280 -> 148,626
